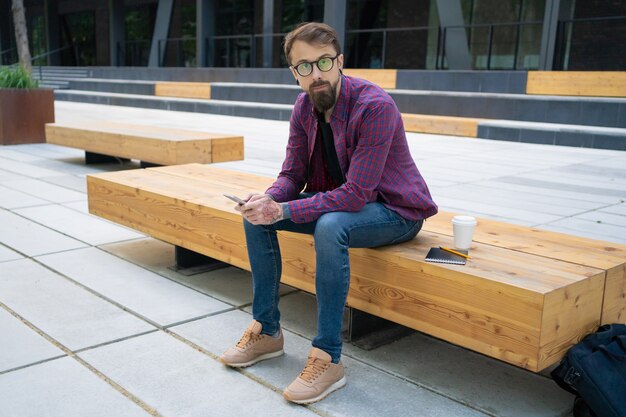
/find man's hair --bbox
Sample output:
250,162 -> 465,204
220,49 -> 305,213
283,22 -> 341,65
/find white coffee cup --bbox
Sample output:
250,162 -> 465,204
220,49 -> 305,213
452,215 -> 477,250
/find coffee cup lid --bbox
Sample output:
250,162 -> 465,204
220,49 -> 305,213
452,215 -> 477,225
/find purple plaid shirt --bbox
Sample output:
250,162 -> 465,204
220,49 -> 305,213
266,75 -> 438,223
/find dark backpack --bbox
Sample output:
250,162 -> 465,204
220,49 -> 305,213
551,324 -> 626,417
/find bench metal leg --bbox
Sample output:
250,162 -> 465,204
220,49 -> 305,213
140,161 -> 162,168
170,246 -> 229,276
85,151 -> 129,164
342,307 -> 414,350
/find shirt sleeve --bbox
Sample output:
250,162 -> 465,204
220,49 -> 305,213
287,100 -> 398,223
265,96 -> 309,203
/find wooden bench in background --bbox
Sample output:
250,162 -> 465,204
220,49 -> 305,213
86,163 -> 626,372
46,122 -> 244,167
154,82 -> 212,99
526,71 -> 626,98
401,113 -> 486,137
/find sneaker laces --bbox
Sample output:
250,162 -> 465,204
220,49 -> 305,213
236,329 -> 260,349
299,357 -> 329,383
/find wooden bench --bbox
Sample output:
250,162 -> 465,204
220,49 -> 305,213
86,163 -> 626,372
401,114 -> 486,137
526,71 -> 626,98
45,122 -> 244,166
154,82 -> 212,99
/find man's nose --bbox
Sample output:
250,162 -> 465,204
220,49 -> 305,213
310,64 -> 324,80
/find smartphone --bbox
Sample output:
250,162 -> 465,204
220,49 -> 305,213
223,193 -> 246,205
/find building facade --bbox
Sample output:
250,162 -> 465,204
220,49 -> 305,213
0,0 -> 624,70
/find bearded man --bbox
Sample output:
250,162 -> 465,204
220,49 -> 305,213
220,22 -> 438,404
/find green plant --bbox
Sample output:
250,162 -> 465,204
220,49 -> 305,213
0,65 -> 38,89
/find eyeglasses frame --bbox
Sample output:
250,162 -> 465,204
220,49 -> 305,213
291,54 -> 340,77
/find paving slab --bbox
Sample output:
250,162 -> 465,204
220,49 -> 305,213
0,184 -> 48,209
78,331 -> 317,417
0,245 -> 22,263
538,217 -> 626,242
37,247 -> 233,326
14,204 -> 144,246
100,238 -> 294,307
0,259 -> 155,351
536,224 -> 626,245
241,291 -> 573,417
170,309 -> 488,417
11,143 -> 85,159
496,176 -> 626,199
0,210 -> 87,256
476,179 -> 621,204
0,157 -> 65,178
434,195 -> 562,224
0,169 -> 24,183
43,175 -> 89,193
433,184 -> 599,216
575,210 -> 626,227
1,178 -> 86,203
0,308 -> 65,373
0,356 -> 150,417
600,202 -> 626,216
0,148 -> 42,162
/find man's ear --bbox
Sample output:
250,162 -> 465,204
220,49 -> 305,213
338,54 -> 344,73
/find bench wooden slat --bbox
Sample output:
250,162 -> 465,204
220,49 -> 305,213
401,113 -> 484,137
423,211 -> 626,325
46,122 -> 244,165
87,164 -> 616,371
343,69 -> 397,89
526,71 -> 626,97
155,82 -> 212,99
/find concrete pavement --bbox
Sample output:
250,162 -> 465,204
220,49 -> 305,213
2,101 -> 625,416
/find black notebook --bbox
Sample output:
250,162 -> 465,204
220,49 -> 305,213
425,247 -> 468,265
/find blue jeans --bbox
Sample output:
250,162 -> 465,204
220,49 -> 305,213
243,194 -> 423,363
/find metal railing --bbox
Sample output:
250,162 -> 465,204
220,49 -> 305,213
346,25 -> 436,69
438,21 -> 542,70
554,15 -> 626,70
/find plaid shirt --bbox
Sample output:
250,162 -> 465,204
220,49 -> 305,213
266,75 -> 438,223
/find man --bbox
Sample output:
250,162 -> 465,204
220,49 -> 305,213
220,22 -> 437,404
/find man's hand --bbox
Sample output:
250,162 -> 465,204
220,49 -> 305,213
238,194 -> 284,225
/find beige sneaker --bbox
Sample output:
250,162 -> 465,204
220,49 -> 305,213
283,347 -> 346,404
220,320 -> 284,367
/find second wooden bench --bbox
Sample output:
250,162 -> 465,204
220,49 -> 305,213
46,121 -> 244,166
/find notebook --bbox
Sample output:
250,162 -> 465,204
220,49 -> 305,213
425,247 -> 468,265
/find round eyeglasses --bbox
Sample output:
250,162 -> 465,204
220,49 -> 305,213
292,55 -> 339,77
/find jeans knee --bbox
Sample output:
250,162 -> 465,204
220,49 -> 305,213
314,213 -> 348,251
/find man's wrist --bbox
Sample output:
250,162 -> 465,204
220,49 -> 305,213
280,202 -> 292,220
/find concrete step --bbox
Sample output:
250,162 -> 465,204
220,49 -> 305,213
53,90 -> 293,121
389,89 -> 626,129
478,119 -> 626,151
68,79 -> 156,95
53,89 -> 626,151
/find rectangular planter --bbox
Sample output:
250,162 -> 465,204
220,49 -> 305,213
0,88 -> 55,145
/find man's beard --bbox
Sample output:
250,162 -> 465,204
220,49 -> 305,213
308,79 -> 339,113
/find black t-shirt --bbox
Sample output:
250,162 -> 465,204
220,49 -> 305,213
317,113 -> 345,186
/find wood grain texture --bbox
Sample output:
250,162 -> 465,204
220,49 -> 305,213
526,71 -> 626,97
402,113 -> 484,137
45,122 -> 243,165
85,164 -> 618,371
155,82 -> 212,99
343,69 -> 397,89
424,210 -> 626,326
